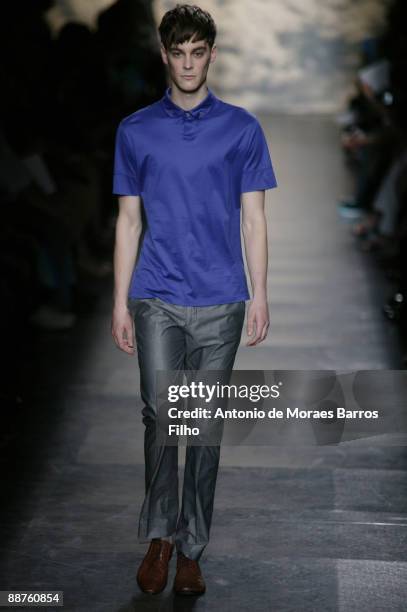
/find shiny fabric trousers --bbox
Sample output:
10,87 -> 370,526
128,296 -> 246,561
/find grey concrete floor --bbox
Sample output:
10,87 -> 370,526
1,114 -> 406,612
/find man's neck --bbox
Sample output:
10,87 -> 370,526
169,81 -> 209,111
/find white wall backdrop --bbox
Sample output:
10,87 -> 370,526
48,0 -> 389,113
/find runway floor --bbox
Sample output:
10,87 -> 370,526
1,114 -> 407,611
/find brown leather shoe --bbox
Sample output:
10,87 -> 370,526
173,552 -> 206,595
136,538 -> 174,594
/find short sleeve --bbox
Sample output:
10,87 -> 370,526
112,121 -> 141,196
240,119 -> 277,194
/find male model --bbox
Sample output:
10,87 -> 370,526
111,3 -> 277,596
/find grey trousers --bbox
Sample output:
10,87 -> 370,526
128,296 -> 246,561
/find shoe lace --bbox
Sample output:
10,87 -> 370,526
150,539 -> 171,565
177,552 -> 198,569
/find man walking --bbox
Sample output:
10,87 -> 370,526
111,3 -> 277,596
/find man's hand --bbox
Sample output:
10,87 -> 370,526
111,304 -> 135,355
246,296 -> 270,346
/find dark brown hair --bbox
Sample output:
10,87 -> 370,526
158,4 -> 217,50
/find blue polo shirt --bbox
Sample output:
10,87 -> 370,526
113,85 -> 277,306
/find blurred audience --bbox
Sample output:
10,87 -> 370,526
0,0 -> 166,404
336,0 -> 407,362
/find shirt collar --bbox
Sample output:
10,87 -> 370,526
160,85 -> 216,119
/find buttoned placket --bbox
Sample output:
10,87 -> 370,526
181,110 -> 203,140
160,87 -> 215,140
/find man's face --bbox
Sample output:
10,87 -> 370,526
161,37 -> 216,93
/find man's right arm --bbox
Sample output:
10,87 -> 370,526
111,195 -> 143,355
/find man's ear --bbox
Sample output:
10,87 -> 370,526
210,44 -> 217,63
160,43 -> 169,65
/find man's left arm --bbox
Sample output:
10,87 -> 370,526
241,190 -> 270,346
